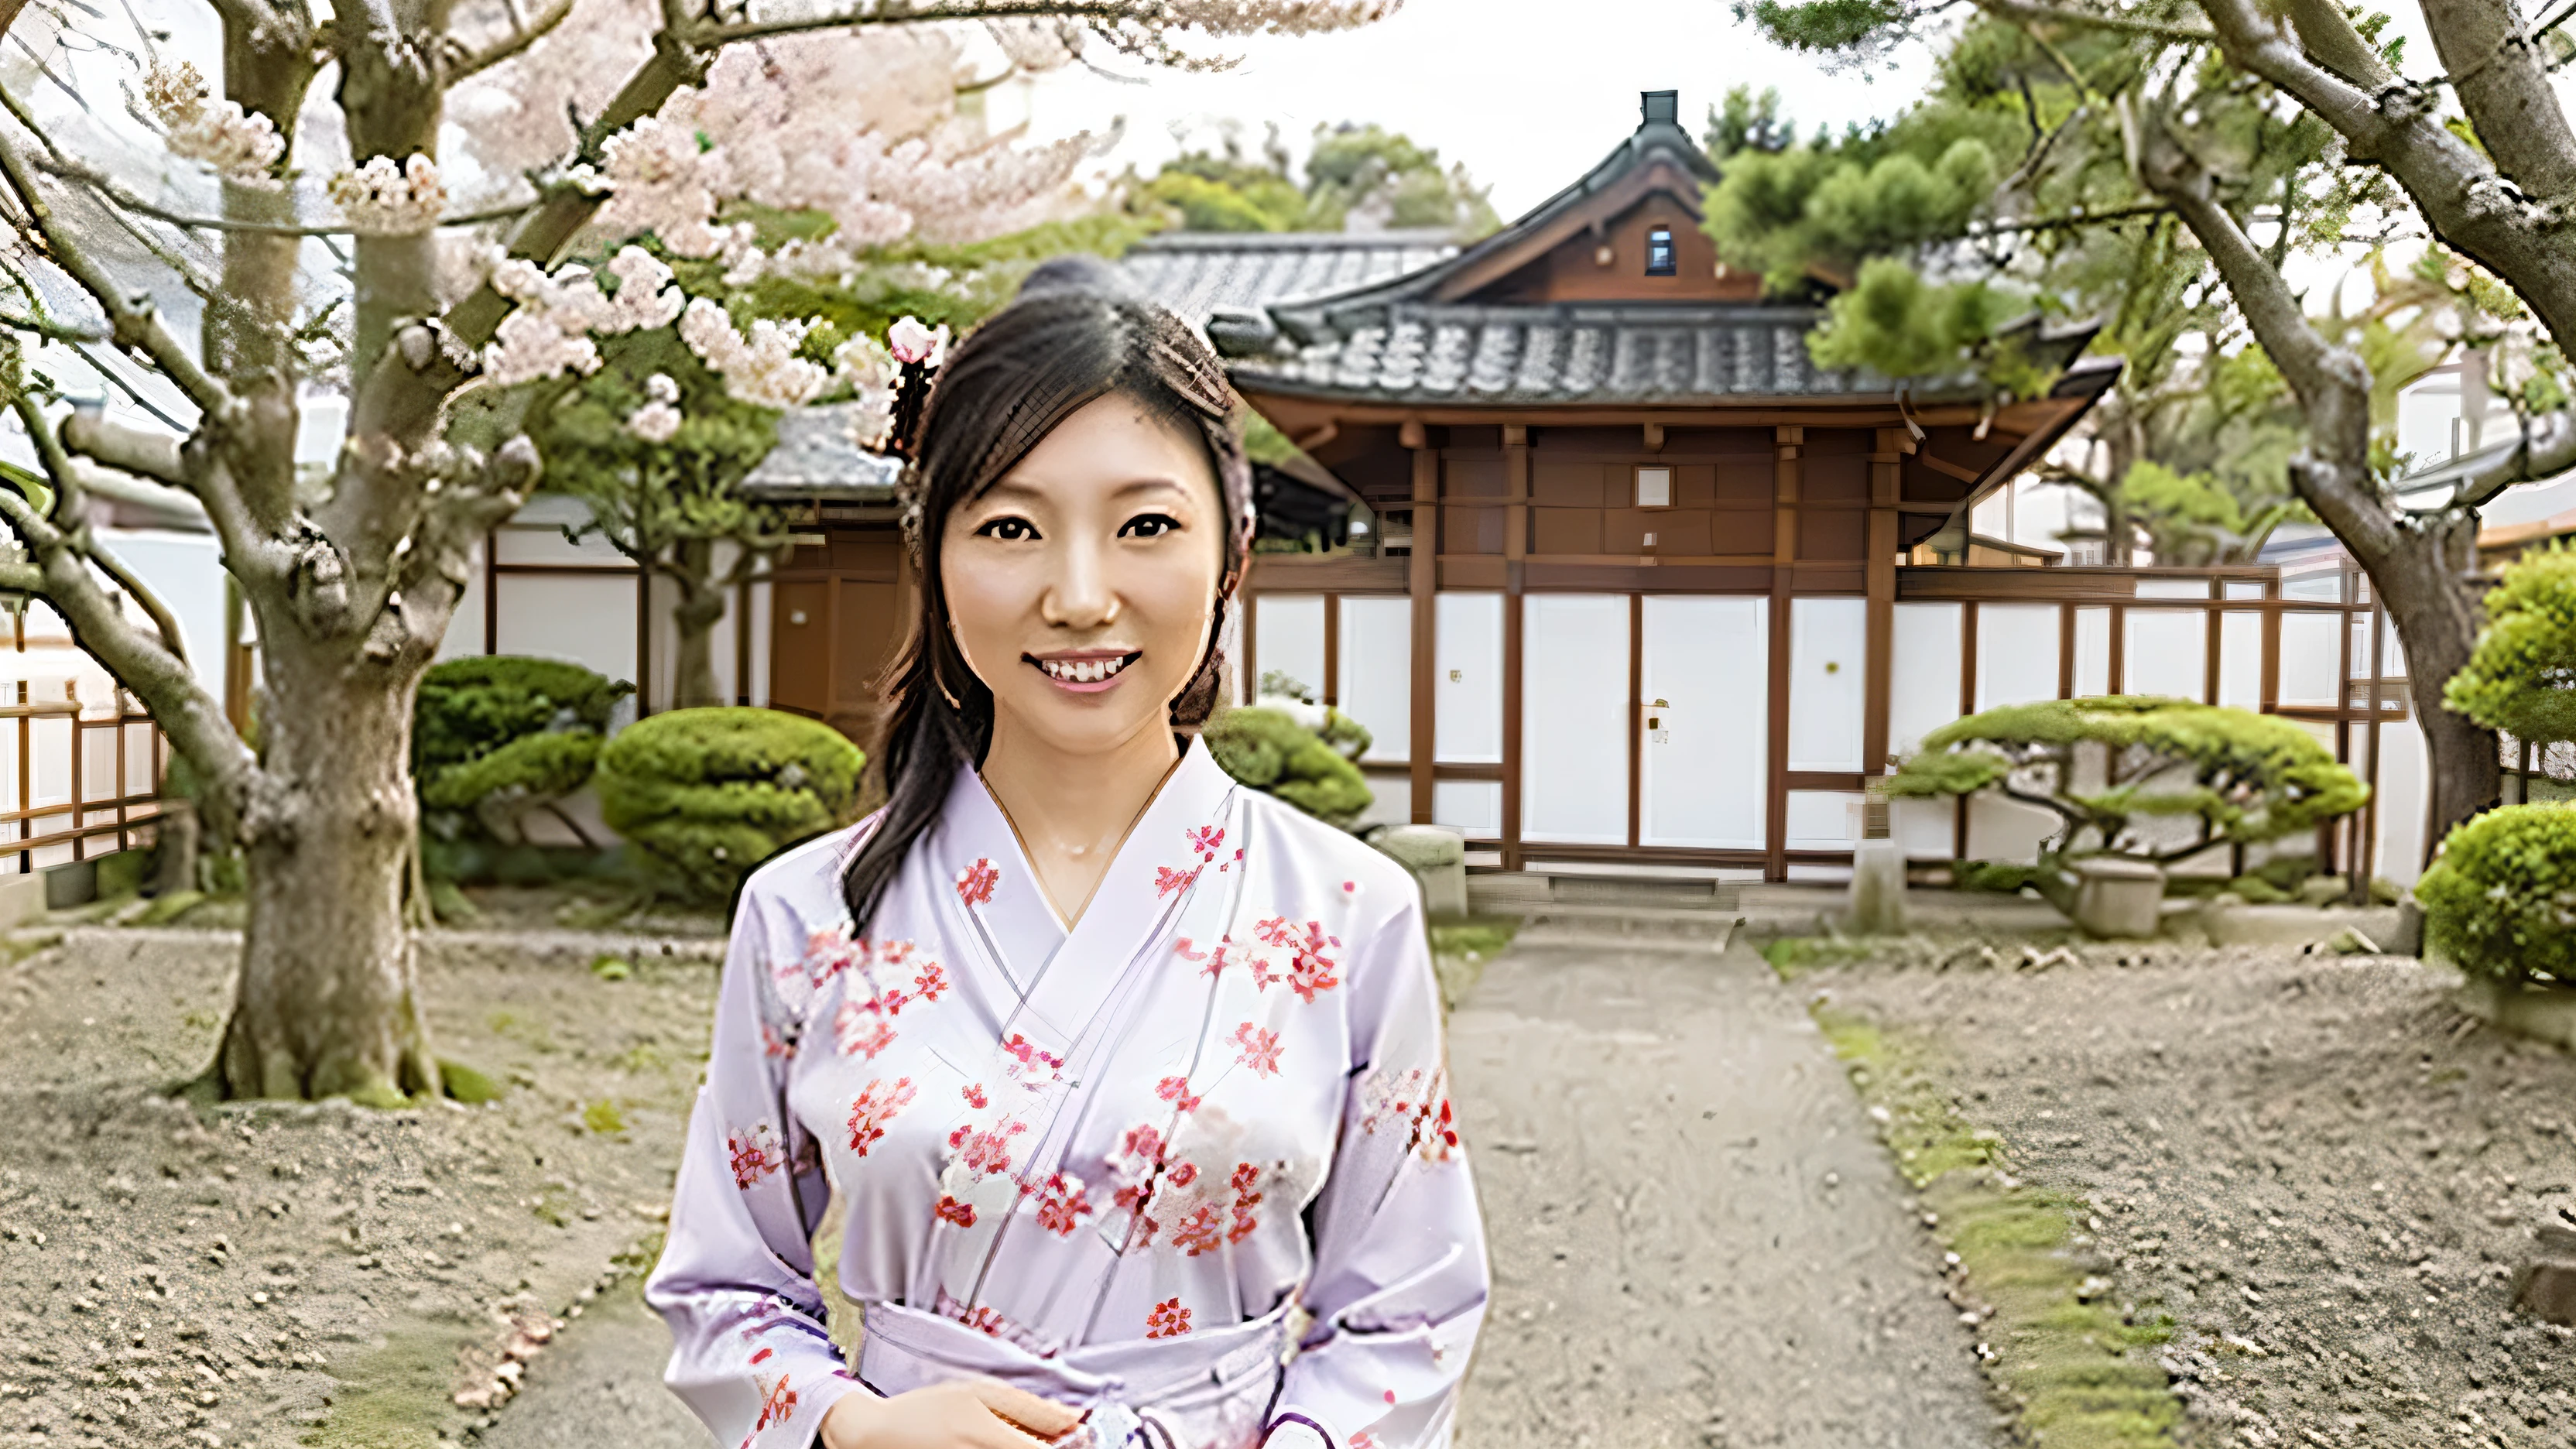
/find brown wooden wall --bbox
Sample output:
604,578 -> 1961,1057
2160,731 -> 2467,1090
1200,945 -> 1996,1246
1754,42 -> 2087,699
1477,193 -> 1764,303
768,522 -> 909,743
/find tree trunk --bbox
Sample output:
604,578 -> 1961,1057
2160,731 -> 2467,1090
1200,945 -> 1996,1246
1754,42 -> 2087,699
669,540 -> 730,711
2366,512 -> 2499,857
214,637 -> 437,1102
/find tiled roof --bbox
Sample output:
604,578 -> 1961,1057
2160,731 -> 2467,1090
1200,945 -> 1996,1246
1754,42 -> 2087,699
1230,303 -> 1886,403
738,402 -> 902,501
1118,231 -> 1460,328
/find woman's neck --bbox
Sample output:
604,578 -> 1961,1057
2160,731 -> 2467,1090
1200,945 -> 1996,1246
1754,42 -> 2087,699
979,711 -> 1183,928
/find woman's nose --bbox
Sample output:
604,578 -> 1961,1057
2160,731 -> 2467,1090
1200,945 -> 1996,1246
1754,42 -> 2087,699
1040,535 -> 1118,629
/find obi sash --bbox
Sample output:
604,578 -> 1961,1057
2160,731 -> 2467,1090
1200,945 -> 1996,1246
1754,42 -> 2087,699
855,1297 -> 1290,1449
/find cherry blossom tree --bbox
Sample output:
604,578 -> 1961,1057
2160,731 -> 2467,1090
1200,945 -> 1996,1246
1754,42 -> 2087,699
0,0 -> 1390,1105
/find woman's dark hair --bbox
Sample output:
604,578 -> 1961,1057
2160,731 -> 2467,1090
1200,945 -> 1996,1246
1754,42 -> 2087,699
840,266 -> 1255,934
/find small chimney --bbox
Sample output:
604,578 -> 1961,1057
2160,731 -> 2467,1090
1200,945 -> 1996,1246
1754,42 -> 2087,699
1640,91 -> 1678,128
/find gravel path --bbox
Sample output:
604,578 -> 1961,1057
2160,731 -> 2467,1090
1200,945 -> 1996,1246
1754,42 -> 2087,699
1447,934 -> 2001,1449
1809,943 -> 2576,1447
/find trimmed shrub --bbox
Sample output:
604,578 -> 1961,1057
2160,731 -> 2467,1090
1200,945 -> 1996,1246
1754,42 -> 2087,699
2444,542 -> 2576,748
1204,706 -> 1375,829
2415,803 -> 2576,983
1888,697 -> 2367,867
413,657 -> 632,857
594,707 -> 864,903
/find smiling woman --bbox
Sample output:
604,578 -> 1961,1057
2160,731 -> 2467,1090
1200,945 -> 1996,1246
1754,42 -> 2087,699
646,262 -> 1490,1449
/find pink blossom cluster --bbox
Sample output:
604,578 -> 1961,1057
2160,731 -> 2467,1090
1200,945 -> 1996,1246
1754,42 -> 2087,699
677,299 -> 830,411
141,61 -> 284,186
480,247 -> 686,387
327,154 -> 449,235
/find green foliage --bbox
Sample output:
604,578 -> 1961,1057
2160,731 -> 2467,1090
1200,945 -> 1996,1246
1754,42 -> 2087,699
413,657 -> 629,855
2444,543 -> 2576,746
1889,697 -> 2369,864
1956,860 -> 2043,893
2118,459 -> 2299,565
2417,803 -> 2576,983
1204,706 -> 1375,829
1807,257 -> 2047,396
1133,122 -> 1499,238
2221,874 -> 2292,904
436,1059 -> 502,1105
594,707 -> 865,903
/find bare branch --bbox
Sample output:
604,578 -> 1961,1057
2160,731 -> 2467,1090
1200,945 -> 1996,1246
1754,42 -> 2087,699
445,0 -> 579,80
0,309 -> 104,343
33,153 -> 541,236
0,94 -> 233,415
61,409 -> 186,487
1976,0 -> 2215,43
9,395 -> 190,664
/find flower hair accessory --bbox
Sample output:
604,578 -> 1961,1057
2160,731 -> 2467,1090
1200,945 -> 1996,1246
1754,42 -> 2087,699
896,461 -> 928,564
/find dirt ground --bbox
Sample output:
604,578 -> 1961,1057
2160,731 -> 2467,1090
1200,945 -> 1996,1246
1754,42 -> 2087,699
1447,930 -> 2004,1449
0,917 -> 724,1449
1805,941 -> 2576,1447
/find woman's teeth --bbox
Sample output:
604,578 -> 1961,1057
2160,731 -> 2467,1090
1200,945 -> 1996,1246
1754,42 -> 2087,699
1041,655 -> 1132,683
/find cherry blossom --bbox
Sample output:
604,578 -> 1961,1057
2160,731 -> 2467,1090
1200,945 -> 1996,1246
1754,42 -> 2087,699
1155,864 -> 1201,898
1187,826 -> 1225,862
1156,1075 -> 1201,1112
727,1122 -> 782,1189
954,857 -> 999,906
961,1081 -> 987,1109
887,316 -> 951,366
955,1119 -> 1028,1178
1231,1023 -> 1283,1078
752,1374 -> 798,1432
833,1005 -> 896,1061
678,299 -> 830,410
1144,1297 -> 1192,1339
327,154 -> 449,235
141,61 -> 283,185
1034,1173 -> 1093,1236
1170,1203 -> 1224,1256
845,1077 -> 917,1156
913,963 -> 949,1003
935,1195 -> 978,1228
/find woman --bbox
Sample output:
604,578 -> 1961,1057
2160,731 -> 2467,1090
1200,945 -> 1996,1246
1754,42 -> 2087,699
646,262 -> 1489,1449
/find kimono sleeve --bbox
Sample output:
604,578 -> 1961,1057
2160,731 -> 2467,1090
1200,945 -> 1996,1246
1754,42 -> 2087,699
645,882 -> 865,1448
1266,890 -> 1490,1449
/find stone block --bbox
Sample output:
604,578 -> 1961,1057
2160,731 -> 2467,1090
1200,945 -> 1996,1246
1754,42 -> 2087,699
2517,1227 -> 2576,1326
1375,825 -> 1468,917
1847,838 -> 1906,934
0,870 -> 43,930
2071,856 -> 2163,939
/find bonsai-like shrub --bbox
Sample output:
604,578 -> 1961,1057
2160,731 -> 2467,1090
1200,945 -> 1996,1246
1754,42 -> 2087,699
1204,705 -> 1375,829
594,707 -> 864,903
2444,542 -> 2576,748
413,657 -> 632,849
2415,803 -> 2576,983
1888,697 -> 2368,886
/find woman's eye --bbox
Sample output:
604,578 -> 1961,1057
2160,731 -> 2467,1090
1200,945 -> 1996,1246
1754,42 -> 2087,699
1119,513 -> 1184,540
975,517 -> 1040,541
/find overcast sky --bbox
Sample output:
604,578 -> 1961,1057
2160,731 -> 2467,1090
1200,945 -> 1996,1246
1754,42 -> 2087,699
990,0 -> 1939,220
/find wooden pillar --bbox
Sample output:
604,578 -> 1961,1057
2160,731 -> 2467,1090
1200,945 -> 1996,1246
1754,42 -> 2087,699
1406,420 -> 1437,826
1502,424 -> 1529,870
1955,601 -> 1978,862
1766,426 -> 1800,882
2259,576 -> 2282,714
1864,428 -> 1903,776
1321,592 -> 1341,707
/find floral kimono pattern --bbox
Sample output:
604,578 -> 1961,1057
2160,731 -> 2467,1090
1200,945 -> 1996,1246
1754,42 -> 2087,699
647,738 -> 1488,1449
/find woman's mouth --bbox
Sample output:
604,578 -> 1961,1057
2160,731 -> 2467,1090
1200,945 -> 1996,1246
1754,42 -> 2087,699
1029,651 -> 1140,692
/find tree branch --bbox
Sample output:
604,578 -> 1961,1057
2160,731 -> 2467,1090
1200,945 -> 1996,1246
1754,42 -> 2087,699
444,0 -> 577,81
34,153 -> 540,236
0,309 -> 104,344
1976,0 -> 2215,43
2416,0 -> 2576,202
0,96 -> 233,416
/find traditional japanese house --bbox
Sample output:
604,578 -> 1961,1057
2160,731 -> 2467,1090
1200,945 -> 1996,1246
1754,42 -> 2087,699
1211,91 -> 2117,878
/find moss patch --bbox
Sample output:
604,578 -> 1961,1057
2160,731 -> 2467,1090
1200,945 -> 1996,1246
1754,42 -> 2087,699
1428,915 -> 1519,1013
1760,935 -> 1894,981
582,1098 -> 629,1135
1814,1003 -> 2180,1447
437,1058 -> 502,1105
304,1319 -> 472,1448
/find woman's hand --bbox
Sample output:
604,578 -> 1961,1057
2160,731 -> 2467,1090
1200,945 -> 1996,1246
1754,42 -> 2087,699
820,1379 -> 1086,1449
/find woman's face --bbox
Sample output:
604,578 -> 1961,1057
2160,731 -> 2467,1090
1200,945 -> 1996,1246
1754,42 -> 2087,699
941,392 -> 1228,760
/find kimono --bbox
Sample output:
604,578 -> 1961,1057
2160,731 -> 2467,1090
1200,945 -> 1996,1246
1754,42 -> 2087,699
646,738 -> 1488,1449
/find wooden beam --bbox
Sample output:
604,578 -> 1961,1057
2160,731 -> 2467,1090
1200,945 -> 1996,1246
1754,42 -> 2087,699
1917,451 -> 1982,484
1409,437 -> 1438,824
1502,424 -> 1529,869
1865,428 -> 1900,776
1767,425 -> 1800,882
1628,594 -> 1643,851
1643,422 -> 1665,453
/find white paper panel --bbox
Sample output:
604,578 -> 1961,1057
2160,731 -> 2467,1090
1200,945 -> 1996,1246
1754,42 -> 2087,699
495,574 -> 639,685
2136,577 -> 2211,599
1435,592 -> 1504,763
1335,596 -> 1411,763
1975,604 -> 2060,711
1521,594 -> 1630,844
1889,602 -> 1962,755
1253,594 -> 1325,701
1893,794 -> 1954,858
1358,771 -> 1412,831
1785,790 -> 1865,850
1788,598 -> 1865,772
2124,607 -> 2204,699
1432,780 -> 1503,838
2372,718 -> 2429,886
2278,612 -> 2342,706
1640,595 -> 1767,849
2073,607 -> 2112,697
2218,611 -> 2264,708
